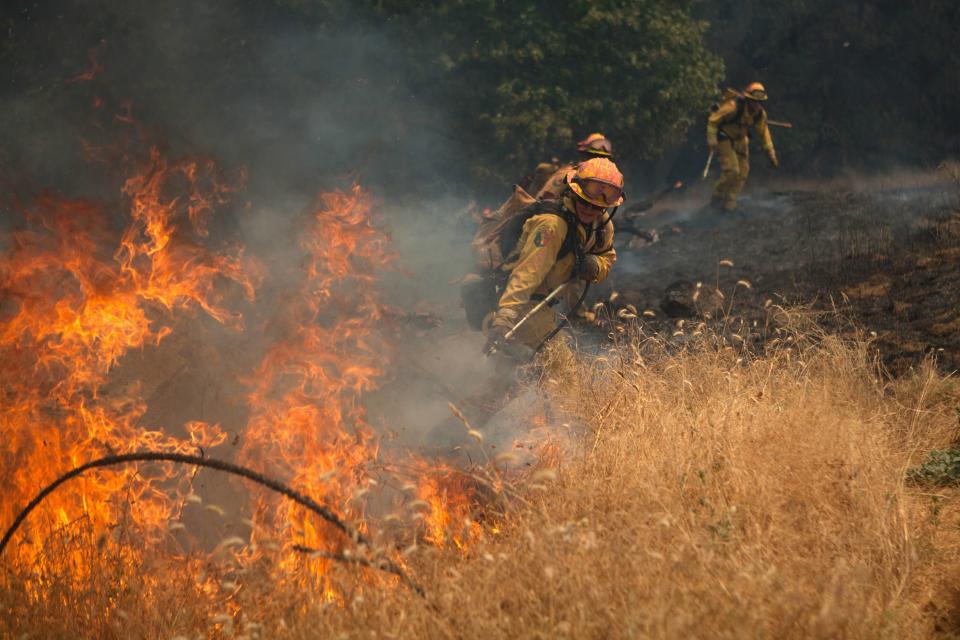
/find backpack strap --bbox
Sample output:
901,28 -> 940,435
719,99 -> 742,125
716,98 -> 747,142
545,201 -> 575,257
723,98 -> 766,126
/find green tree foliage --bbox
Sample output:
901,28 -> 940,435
275,0 -> 724,183
392,1 -> 722,181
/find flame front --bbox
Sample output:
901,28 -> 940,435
238,186 -> 393,584
1,143 -> 509,606
0,148 -> 257,581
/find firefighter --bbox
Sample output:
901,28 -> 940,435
427,158 -> 622,445
484,157 -> 623,354
575,132 -> 614,159
707,82 -> 779,211
524,133 -> 615,200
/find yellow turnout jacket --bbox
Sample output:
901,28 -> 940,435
707,98 -> 775,151
495,196 -> 615,324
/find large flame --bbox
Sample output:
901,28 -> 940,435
238,186 -> 392,578
1,141 -> 509,604
0,148 -> 256,577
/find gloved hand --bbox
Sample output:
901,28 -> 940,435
483,323 -> 509,355
578,254 -> 602,282
767,148 -> 779,168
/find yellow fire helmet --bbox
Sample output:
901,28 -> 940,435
566,157 -> 625,208
743,82 -> 768,101
576,132 -> 614,157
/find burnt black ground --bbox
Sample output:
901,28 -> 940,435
591,176 -> 960,375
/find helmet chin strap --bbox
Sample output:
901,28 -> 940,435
601,201 -> 622,226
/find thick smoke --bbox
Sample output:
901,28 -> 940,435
5,1 -> 490,202
0,0 -> 532,476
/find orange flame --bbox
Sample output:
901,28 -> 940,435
414,462 -> 485,551
1,138 -> 506,606
65,46 -> 104,84
238,185 -> 394,589
0,147 -> 256,575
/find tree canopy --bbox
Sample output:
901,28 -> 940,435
7,0 -> 959,187
391,1 -> 722,180
275,0 -> 724,183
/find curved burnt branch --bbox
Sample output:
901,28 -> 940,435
0,451 -> 423,595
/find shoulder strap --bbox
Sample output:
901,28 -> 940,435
721,97 -> 745,125
533,199 -> 611,263
496,198 -> 585,269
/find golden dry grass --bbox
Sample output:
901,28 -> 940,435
3,311 -> 960,639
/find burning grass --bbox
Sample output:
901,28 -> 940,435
4,310 -> 960,638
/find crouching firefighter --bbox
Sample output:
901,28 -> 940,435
439,157 -> 624,440
462,157 -> 624,358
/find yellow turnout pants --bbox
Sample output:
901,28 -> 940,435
713,138 -> 750,211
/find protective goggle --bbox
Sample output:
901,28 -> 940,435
576,179 -> 622,207
579,140 -> 613,156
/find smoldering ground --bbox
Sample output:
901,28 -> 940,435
609,170 -> 957,291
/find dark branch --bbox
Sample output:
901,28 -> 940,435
0,451 -> 423,595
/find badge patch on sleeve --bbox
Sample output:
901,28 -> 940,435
533,228 -> 553,248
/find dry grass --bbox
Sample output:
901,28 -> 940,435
4,311 -> 960,639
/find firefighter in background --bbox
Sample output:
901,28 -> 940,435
522,133 -> 615,200
485,156 -> 623,354
707,82 -> 779,211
